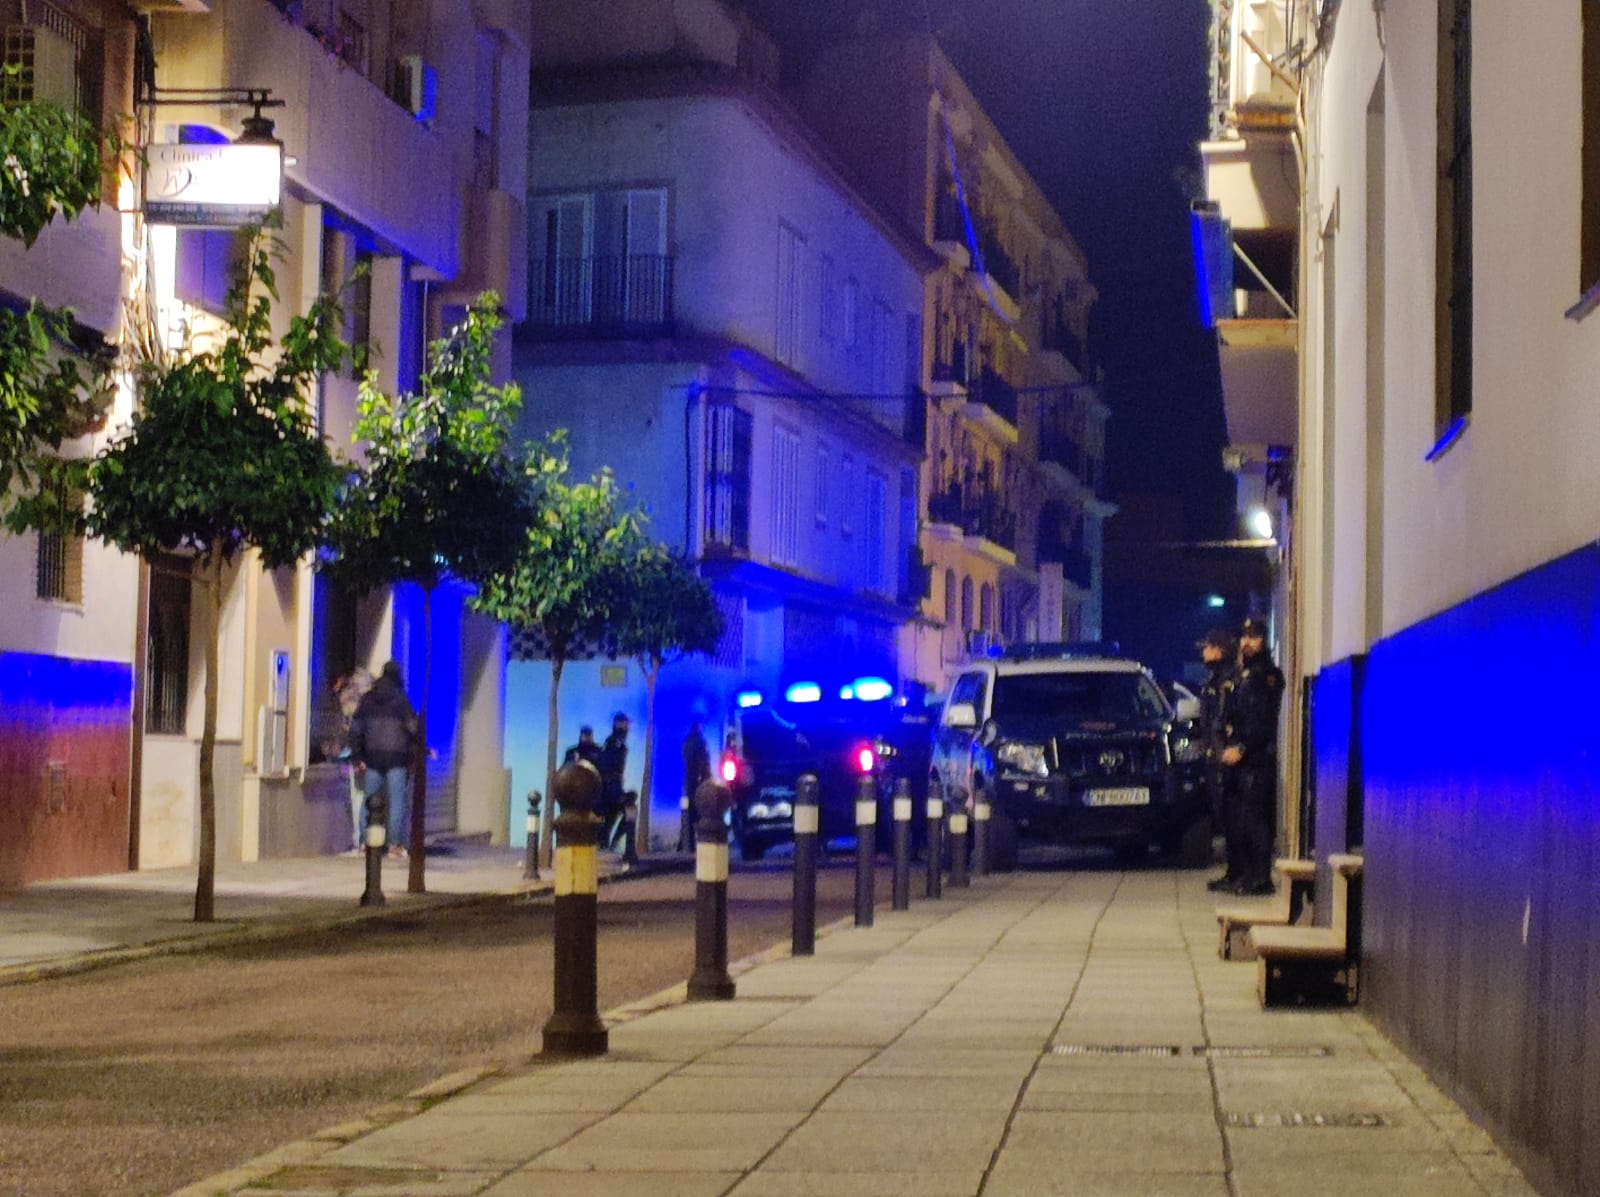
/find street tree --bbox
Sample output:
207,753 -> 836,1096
473,453 -> 648,866
607,547 -> 723,852
87,235 -> 349,922
321,295 -> 536,892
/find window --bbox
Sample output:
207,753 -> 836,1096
176,225 -> 247,318
1583,0 -> 1600,298
814,446 -> 829,525
771,424 -> 801,566
775,223 -> 804,365
705,404 -> 752,552
146,555 -> 193,735
948,670 -> 987,716
943,569 -> 956,624
531,194 -> 592,325
531,190 -> 670,328
335,8 -> 368,73
980,582 -> 995,633
33,477 -> 82,604
865,470 -> 887,594
1435,0 -> 1472,436
840,453 -> 856,535
818,255 -> 837,343
960,575 -> 974,631
1,1 -> 99,118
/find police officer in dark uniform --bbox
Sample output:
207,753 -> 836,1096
1220,616 -> 1285,895
1197,627 -> 1241,892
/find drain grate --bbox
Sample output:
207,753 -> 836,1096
1050,1044 -> 1184,1057
1199,1045 -> 1333,1059
1225,1111 -> 1386,1129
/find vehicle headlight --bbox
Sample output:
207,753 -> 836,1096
748,802 -> 772,820
771,801 -> 793,819
995,741 -> 1049,776
1170,735 -> 1202,764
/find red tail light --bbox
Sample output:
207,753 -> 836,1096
719,754 -> 739,783
855,745 -> 877,774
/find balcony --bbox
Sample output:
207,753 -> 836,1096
1040,312 -> 1088,377
928,486 -> 1017,556
1040,430 -> 1103,495
525,255 -> 675,337
964,368 -> 1018,439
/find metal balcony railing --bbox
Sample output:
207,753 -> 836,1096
526,255 -> 675,336
1040,430 -> 1104,493
1040,538 -> 1093,589
928,486 -> 1017,553
974,368 -> 1018,428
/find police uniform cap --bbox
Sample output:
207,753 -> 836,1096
1239,616 -> 1269,638
1196,627 -> 1236,652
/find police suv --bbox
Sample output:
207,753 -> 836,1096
931,644 -> 1210,870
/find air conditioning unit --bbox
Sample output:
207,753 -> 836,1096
3,25 -> 78,108
398,54 -> 437,124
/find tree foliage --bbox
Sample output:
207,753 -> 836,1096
87,235 -> 347,567
608,547 -> 724,671
0,92 -> 109,246
321,295 -> 535,594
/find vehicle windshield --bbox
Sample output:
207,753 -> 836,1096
990,671 -> 1170,724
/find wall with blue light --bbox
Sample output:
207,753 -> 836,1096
1347,540 -> 1599,1194
0,652 -> 134,887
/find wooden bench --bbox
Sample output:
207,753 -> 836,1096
1249,853 -> 1363,1007
1215,857 -> 1318,961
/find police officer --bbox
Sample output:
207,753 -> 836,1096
1197,627 -> 1241,893
1220,616 -> 1285,896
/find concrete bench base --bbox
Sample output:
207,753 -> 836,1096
1215,859 -> 1317,961
1258,952 -> 1359,1007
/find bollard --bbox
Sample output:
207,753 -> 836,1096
891,777 -> 913,911
972,792 -> 991,878
925,784 -> 945,900
854,774 -> 877,927
523,791 -> 542,881
792,773 -> 820,956
949,798 -> 971,889
541,761 -> 608,1056
676,792 -> 696,852
359,783 -> 386,907
688,777 -> 736,1000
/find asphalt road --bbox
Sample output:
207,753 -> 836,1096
0,860 -> 905,1197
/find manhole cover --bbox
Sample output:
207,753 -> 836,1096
1198,1045 -> 1333,1059
1050,1044 -> 1184,1057
1225,1111 -> 1386,1128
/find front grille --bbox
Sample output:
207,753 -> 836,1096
1054,738 -> 1164,780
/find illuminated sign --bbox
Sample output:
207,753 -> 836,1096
143,142 -> 283,227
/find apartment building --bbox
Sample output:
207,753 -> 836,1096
508,0 -> 932,843
800,33 -> 1109,689
1198,3 -> 1600,1191
0,0 -> 530,885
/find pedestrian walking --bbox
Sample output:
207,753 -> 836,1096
597,712 -> 630,849
1219,616 -> 1284,895
348,661 -> 420,858
1196,628 -> 1241,892
327,668 -> 373,854
563,725 -> 602,770
678,717 -> 711,850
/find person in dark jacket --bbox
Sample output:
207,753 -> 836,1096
563,726 -> 602,770
1219,617 -> 1285,895
597,713 -> 630,848
348,661 -> 420,857
678,718 -> 711,851
1197,627 -> 1241,892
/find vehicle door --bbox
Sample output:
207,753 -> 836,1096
933,670 -> 989,799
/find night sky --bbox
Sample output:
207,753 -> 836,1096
738,0 -> 1236,543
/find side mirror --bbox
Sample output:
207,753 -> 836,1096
945,701 -> 978,730
1174,695 -> 1201,723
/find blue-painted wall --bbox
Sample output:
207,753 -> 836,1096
1337,541 -> 1600,1196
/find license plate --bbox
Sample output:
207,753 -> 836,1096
1086,787 -> 1150,807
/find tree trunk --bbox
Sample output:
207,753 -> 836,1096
637,658 -> 660,855
194,546 -> 223,923
540,651 -> 565,868
408,586 -> 432,893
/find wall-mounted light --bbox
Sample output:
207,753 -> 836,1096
1248,508 -> 1274,540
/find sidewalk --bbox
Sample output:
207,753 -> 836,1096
171,869 -> 1538,1197
0,841 -> 676,984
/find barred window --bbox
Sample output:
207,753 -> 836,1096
33,477 -> 83,604
1434,0 -> 1472,436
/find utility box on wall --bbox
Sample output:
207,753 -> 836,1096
258,649 -> 290,778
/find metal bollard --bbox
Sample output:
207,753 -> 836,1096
972,793 -> 991,877
688,777 -> 736,1000
523,791 -> 542,881
359,783 -> 386,907
792,773 -> 820,956
891,778 -> 913,911
854,774 -> 877,927
541,761 -> 608,1056
925,785 -> 944,900
949,799 -> 970,889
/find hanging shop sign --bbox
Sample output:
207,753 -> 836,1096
143,142 -> 283,227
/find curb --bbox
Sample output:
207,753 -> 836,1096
0,854 -> 693,990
